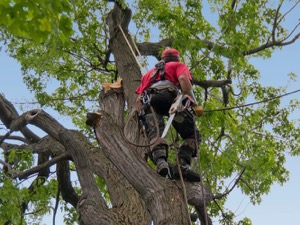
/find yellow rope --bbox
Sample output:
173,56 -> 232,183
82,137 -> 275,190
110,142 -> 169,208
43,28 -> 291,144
118,25 -> 142,69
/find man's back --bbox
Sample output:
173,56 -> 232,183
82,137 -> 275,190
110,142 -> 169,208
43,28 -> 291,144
135,61 -> 191,94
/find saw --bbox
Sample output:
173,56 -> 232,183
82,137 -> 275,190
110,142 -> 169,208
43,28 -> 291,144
161,94 -> 192,138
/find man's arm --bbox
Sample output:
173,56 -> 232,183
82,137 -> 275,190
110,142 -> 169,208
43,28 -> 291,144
178,74 -> 204,117
178,74 -> 197,104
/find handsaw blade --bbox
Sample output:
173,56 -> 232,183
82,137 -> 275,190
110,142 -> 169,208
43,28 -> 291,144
161,113 -> 176,138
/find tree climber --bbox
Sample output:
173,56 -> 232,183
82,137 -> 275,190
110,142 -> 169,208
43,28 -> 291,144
135,48 -> 204,182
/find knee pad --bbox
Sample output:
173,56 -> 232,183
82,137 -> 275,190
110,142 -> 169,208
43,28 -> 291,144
151,146 -> 168,163
149,138 -> 169,163
178,138 -> 198,164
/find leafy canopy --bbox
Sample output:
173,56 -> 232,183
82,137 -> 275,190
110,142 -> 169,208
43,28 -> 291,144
0,0 -> 73,43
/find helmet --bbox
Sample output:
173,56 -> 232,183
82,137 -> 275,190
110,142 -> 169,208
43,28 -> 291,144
161,48 -> 180,58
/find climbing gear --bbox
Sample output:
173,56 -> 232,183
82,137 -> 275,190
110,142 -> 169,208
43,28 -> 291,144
141,80 -> 178,117
161,93 -> 194,138
149,80 -> 177,91
149,137 -> 168,151
171,145 -> 201,182
180,138 -> 200,158
150,60 -> 166,84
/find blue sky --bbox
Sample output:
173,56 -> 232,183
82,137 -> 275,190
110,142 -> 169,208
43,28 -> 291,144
1,2 -> 300,225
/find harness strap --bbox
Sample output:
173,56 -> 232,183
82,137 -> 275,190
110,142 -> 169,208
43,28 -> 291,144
149,80 -> 178,91
150,60 -> 166,84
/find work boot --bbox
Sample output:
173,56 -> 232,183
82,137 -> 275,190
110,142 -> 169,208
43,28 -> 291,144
156,158 -> 169,177
172,159 -> 201,182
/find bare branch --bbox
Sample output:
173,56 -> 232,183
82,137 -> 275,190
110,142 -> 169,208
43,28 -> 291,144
192,78 -> 232,89
213,168 -> 246,200
272,1 -> 283,42
0,134 -> 28,143
0,159 -> 16,174
57,160 -> 79,208
231,0 -> 237,10
0,131 -> 13,145
0,94 -> 40,143
13,152 -> 70,180
277,0 -> 300,25
280,31 -> 300,46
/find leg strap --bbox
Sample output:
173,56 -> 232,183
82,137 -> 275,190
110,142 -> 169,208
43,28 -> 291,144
149,137 -> 168,151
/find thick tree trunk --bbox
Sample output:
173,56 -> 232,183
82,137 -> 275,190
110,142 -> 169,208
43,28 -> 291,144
91,84 -> 213,224
91,2 -> 213,225
94,94 -> 192,225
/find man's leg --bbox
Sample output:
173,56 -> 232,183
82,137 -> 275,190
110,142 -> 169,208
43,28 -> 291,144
150,139 -> 169,177
172,110 -> 201,182
143,110 -> 169,177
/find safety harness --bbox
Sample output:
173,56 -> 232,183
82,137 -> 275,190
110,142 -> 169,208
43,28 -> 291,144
150,60 -> 166,83
142,60 -> 179,106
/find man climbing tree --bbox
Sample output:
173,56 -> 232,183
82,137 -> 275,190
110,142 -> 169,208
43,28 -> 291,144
135,48 -> 204,181
0,0 -> 300,225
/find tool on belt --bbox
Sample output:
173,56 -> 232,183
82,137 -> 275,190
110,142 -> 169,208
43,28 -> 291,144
161,94 -> 195,138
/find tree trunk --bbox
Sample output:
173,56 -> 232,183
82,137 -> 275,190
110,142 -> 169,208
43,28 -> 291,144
89,2 -> 213,225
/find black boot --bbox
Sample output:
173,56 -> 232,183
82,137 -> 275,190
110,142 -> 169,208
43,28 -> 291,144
172,145 -> 201,182
156,158 -> 169,177
172,158 -> 201,182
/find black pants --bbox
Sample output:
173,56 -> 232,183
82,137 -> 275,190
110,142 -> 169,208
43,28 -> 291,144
142,89 -> 201,161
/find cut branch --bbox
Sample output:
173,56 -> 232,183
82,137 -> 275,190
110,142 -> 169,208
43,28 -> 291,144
192,78 -> 232,89
0,95 -> 40,143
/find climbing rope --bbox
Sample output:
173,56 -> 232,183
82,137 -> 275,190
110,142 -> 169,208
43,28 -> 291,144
170,128 -> 193,225
118,25 -> 142,69
123,105 -> 161,148
192,115 -> 209,225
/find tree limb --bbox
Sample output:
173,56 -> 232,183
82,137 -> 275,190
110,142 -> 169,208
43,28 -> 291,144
57,159 -> 79,208
213,168 -> 246,200
13,151 -> 70,180
192,77 -> 232,89
135,38 -> 174,59
0,95 -> 40,143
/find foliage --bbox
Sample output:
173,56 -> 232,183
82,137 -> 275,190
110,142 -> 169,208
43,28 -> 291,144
0,175 -> 58,224
0,0 -> 299,224
0,0 -> 73,43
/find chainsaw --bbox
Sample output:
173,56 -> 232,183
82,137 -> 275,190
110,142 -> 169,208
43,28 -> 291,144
161,94 -> 195,138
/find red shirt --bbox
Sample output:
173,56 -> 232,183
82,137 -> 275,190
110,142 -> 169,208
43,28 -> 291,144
135,61 -> 192,94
